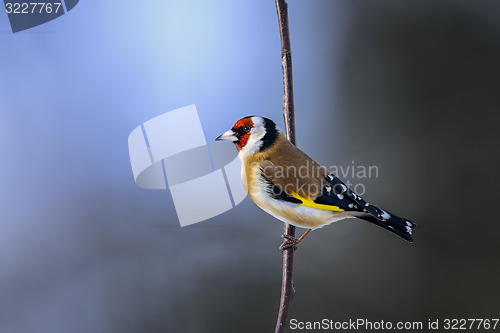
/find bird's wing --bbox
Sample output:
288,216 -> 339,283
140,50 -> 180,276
259,160 -> 360,212
259,160 -> 416,241
261,165 -> 407,221
323,174 -> 395,220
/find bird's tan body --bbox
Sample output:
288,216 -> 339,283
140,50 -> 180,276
241,132 -> 357,229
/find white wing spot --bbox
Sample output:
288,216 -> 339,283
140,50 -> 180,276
406,226 -> 412,234
381,211 -> 391,220
337,194 -> 344,200
348,203 -> 354,208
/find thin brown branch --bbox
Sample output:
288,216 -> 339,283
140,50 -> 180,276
275,0 -> 296,332
275,0 -> 296,147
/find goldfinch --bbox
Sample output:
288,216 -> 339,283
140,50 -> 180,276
216,116 -> 415,250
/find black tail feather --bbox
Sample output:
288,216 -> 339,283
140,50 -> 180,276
357,212 -> 415,242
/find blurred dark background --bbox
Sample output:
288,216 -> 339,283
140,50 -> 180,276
1,1 -> 499,332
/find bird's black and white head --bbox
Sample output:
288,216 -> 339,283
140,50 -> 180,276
216,116 -> 280,157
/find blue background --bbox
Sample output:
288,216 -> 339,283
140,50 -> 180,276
1,1 -> 499,332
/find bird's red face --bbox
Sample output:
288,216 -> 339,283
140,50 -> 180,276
216,117 -> 254,151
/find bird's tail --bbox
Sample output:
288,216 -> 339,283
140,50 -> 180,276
357,207 -> 416,242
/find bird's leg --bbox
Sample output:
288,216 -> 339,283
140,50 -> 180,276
279,229 -> 312,251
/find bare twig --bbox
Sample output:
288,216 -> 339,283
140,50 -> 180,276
275,1 -> 296,332
275,0 -> 296,147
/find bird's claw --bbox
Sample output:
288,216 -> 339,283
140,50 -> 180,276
279,234 -> 299,251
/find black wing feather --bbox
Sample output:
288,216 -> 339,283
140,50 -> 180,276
261,176 -> 302,204
313,184 -> 362,212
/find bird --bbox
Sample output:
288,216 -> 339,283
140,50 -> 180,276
216,116 -> 415,250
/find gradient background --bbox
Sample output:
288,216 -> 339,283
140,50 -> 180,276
1,1 -> 500,332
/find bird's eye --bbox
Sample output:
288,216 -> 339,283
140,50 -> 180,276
242,125 -> 251,133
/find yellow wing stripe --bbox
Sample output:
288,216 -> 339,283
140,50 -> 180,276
291,192 -> 345,212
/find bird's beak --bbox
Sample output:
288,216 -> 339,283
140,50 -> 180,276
215,129 -> 238,142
